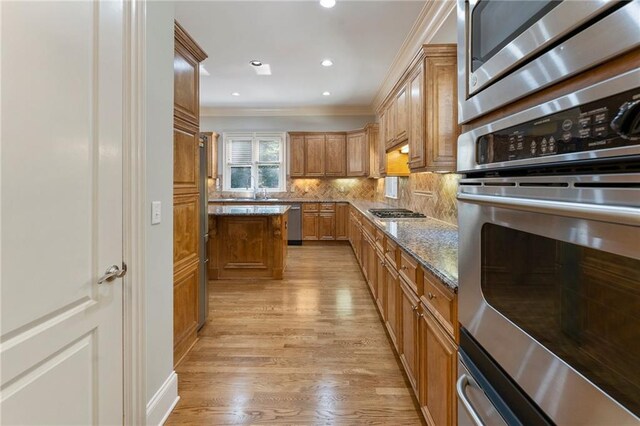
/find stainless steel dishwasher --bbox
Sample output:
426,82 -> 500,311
287,203 -> 302,245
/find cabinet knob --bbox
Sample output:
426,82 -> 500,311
412,305 -> 418,311
428,292 -> 435,300
401,265 -> 408,271
419,313 -> 424,318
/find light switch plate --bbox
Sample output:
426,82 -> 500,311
151,201 -> 162,225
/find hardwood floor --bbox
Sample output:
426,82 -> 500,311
166,244 -> 424,425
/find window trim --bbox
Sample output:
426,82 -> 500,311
222,132 -> 287,193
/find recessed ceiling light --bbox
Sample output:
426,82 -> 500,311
250,60 -> 263,67
322,91 -> 331,96
231,92 -> 240,97
321,59 -> 333,67
320,0 -> 336,8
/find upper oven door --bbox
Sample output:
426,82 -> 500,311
457,174 -> 640,425
457,0 -> 640,123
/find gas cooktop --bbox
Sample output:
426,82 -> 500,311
368,208 -> 426,219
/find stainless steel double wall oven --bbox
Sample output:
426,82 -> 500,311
456,41 -> 640,426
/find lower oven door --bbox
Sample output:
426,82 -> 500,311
458,174 -> 640,424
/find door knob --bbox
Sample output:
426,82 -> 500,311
98,263 -> 127,284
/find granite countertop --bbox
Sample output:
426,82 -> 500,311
349,200 -> 458,290
210,198 -> 349,203
208,204 -> 291,216
208,198 -> 458,290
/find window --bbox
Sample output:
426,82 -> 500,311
223,132 -> 286,192
384,176 -> 399,199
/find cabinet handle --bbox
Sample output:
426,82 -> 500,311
419,313 -> 424,318
428,292 -> 435,300
401,266 -> 408,271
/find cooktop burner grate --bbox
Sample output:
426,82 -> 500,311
368,208 -> 426,219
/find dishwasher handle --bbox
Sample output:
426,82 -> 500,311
457,374 -> 486,426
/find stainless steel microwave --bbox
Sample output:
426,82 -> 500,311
456,0 -> 640,124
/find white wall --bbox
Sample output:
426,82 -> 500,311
200,114 -> 376,133
145,0 -> 176,421
429,6 -> 457,44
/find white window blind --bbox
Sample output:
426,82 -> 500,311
223,132 -> 286,192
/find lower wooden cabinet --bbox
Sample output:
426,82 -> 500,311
419,307 -> 457,426
400,278 -> 420,394
318,212 -> 336,240
302,212 -> 319,240
385,263 -> 400,351
335,203 -> 349,240
349,213 -> 458,426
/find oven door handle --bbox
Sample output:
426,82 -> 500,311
458,193 -> 640,227
457,374 -> 486,426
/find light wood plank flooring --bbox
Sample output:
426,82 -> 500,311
166,244 -> 423,425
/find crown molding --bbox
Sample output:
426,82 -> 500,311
370,1 -> 456,112
200,105 -> 375,117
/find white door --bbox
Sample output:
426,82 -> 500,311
1,1 -> 125,424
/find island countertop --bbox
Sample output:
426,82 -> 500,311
208,204 -> 290,216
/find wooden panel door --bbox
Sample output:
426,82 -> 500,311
425,48 -> 459,172
302,212 -> 319,240
325,134 -> 346,176
385,103 -> 396,149
1,2 -> 125,423
385,263 -> 400,350
318,212 -> 336,240
400,279 -> 420,395
304,134 -> 326,176
419,308 -> 458,426
347,131 -> 369,176
335,203 -> 349,240
408,62 -> 425,170
395,83 -> 409,143
379,124 -> 387,176
289,134 -> 305,177
366,123 -> 380,178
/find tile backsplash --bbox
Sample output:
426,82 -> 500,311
209,177 -> 377,201
209,172 -> 459,226
374,173 -> 459,225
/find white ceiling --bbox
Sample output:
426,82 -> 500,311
174,1 -> 426,111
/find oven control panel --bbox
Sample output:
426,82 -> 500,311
476,88 -> 640,165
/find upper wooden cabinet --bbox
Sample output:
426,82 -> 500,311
325,134 -> 346,176
174,22 -> 207,126
200,131 -> 219,181
408,63 -> 425,170
377,44 -> 459,173
346,130 -> 368,177
304,134 -> 326,176
288,127 -> 377,178
395,82 -> 409,144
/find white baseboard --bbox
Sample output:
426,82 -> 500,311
146,371 -> 179,426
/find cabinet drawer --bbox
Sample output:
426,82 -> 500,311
399,250 -> 418,293
421,268 -> 457,338
303,203 -> 319,212
375,228 -> 385,252
385,238 -> 398,269
320,202 -> 335,211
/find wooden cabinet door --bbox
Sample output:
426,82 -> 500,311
289,134 -> 305,177
367,238 -> 378,296
385,263 -> 400,350
365,123 -> 380,178
385,103 -> 396,149
318,212 -> 336,240
400,279 -> 420,395
347,131 -> 368,176
425,50 -> 459,172
408,63 -> 425,170
395,83 -> 409,143
304,134 -> 325,176
379,125 -> 387,176
302,212 -> 319,240
174,39 -> 201,126
174,120 -> 200,194
419,308 -> 457,426
324,134 -> 346,176
376,249 -> 387,318
335,203 -> 349,240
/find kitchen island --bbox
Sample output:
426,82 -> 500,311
208,204 -> 290,280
